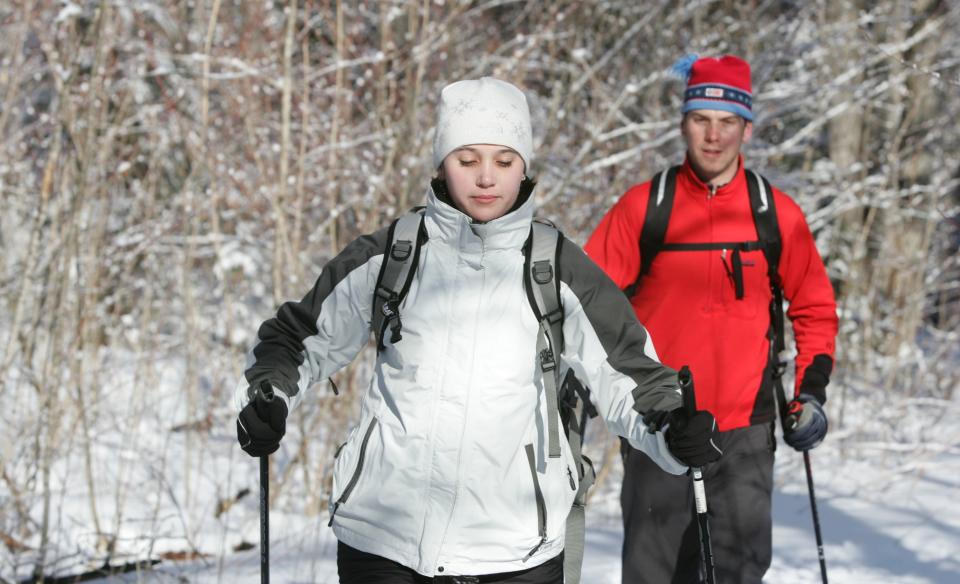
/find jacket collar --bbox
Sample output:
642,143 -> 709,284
424,182 -> 535,251
677,154 -> 748,200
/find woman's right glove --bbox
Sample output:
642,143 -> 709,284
665,408 -> 723,467
236,389 -> 288,457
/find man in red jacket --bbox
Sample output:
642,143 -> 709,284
585,55 -> 839,583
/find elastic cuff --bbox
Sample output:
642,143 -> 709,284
798,354 -> 832,405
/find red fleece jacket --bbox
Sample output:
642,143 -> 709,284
586,158 -> 838,431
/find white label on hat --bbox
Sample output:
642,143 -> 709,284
705,87 -> 724,98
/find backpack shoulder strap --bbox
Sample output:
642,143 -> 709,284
745,170 -> 790,402
745,170 -> 781,285
558,371 -> 597,584
372,208 -> 426,352
526,221 -> 597,584
624,166 -> 680,297
640,166 -> 680,276
525,219 -> 563,459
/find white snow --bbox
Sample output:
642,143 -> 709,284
4,378 -> 954,584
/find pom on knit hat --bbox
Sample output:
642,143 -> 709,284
432,77 -> 533,170
669,53 -> 699,81
676,54 -> 753,121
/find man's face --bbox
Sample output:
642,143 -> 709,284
681,110 -> 753,186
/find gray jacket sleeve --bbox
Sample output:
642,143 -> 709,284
557,237 -> 687,475
234,227 -> 388,412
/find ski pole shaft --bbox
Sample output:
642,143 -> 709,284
678,366 -> 716,584
260,455 -> 270,584
257,381 -> 274,584
776,373 -> 828,584
690,467 -> 715,584
804,451 -> 827,584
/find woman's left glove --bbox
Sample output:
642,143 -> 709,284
236,391 -> 288,457
665,408 -> 723,467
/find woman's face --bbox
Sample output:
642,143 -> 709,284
440,144 -> 524,222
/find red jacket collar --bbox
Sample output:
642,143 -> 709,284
677,154 -> 747,199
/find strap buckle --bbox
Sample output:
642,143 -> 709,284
390,240 -> 412,261
532,260 -> 554,285
539,348 -> 556,372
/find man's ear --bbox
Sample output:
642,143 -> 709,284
742,121 -> 753,144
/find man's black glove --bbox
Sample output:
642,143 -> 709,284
236,388 -> 288,457
665,408 -> 722,467
783,393 -> 827,452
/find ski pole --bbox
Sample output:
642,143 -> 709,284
778,383 -> 828,584
678,366 -> 716,584
803,451 -> 827,584
257,381 -> 274,584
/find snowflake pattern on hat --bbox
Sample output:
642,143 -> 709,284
433,78 -> 534,169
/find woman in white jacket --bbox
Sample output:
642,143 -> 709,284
236,77 -> 721,584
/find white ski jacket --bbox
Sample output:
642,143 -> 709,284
236,186 -> 686,576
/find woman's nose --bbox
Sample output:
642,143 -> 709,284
476,163 -> 495,187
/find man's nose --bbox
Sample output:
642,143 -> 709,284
705,123 -> 720,141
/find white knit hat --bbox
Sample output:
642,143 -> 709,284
432,77 -> 533,170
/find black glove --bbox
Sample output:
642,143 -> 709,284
783,393 -> 827,451
236,389 -> 288,457
665,408 -> 722,467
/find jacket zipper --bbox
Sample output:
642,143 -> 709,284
328,417 -> 379,526
523,443 -> 548,560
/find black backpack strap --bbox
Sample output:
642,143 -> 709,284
526,219 -> 564,460
625,166 -> 679,297
372,208 -> 426,353
745,170 -> 790,410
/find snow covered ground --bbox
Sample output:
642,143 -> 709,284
26,427 -> 955,583
2,352 -> 957,583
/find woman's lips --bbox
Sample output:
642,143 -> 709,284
472,195 -> 499,203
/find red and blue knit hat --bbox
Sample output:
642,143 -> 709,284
672,54 -> 753,121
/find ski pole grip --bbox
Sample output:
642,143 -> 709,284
258,380 -> 275,403
678,365 -> 696,415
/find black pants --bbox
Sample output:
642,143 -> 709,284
621,423 -> 776,584
337,542 -> 564,584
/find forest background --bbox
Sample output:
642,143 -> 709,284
1,0 -> 958,581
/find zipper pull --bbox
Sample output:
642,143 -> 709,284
524,535 -> 548,560
327,502 -> 340,527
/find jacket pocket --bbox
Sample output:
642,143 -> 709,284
523,443 -> 547,560
328,416 -> 379,526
